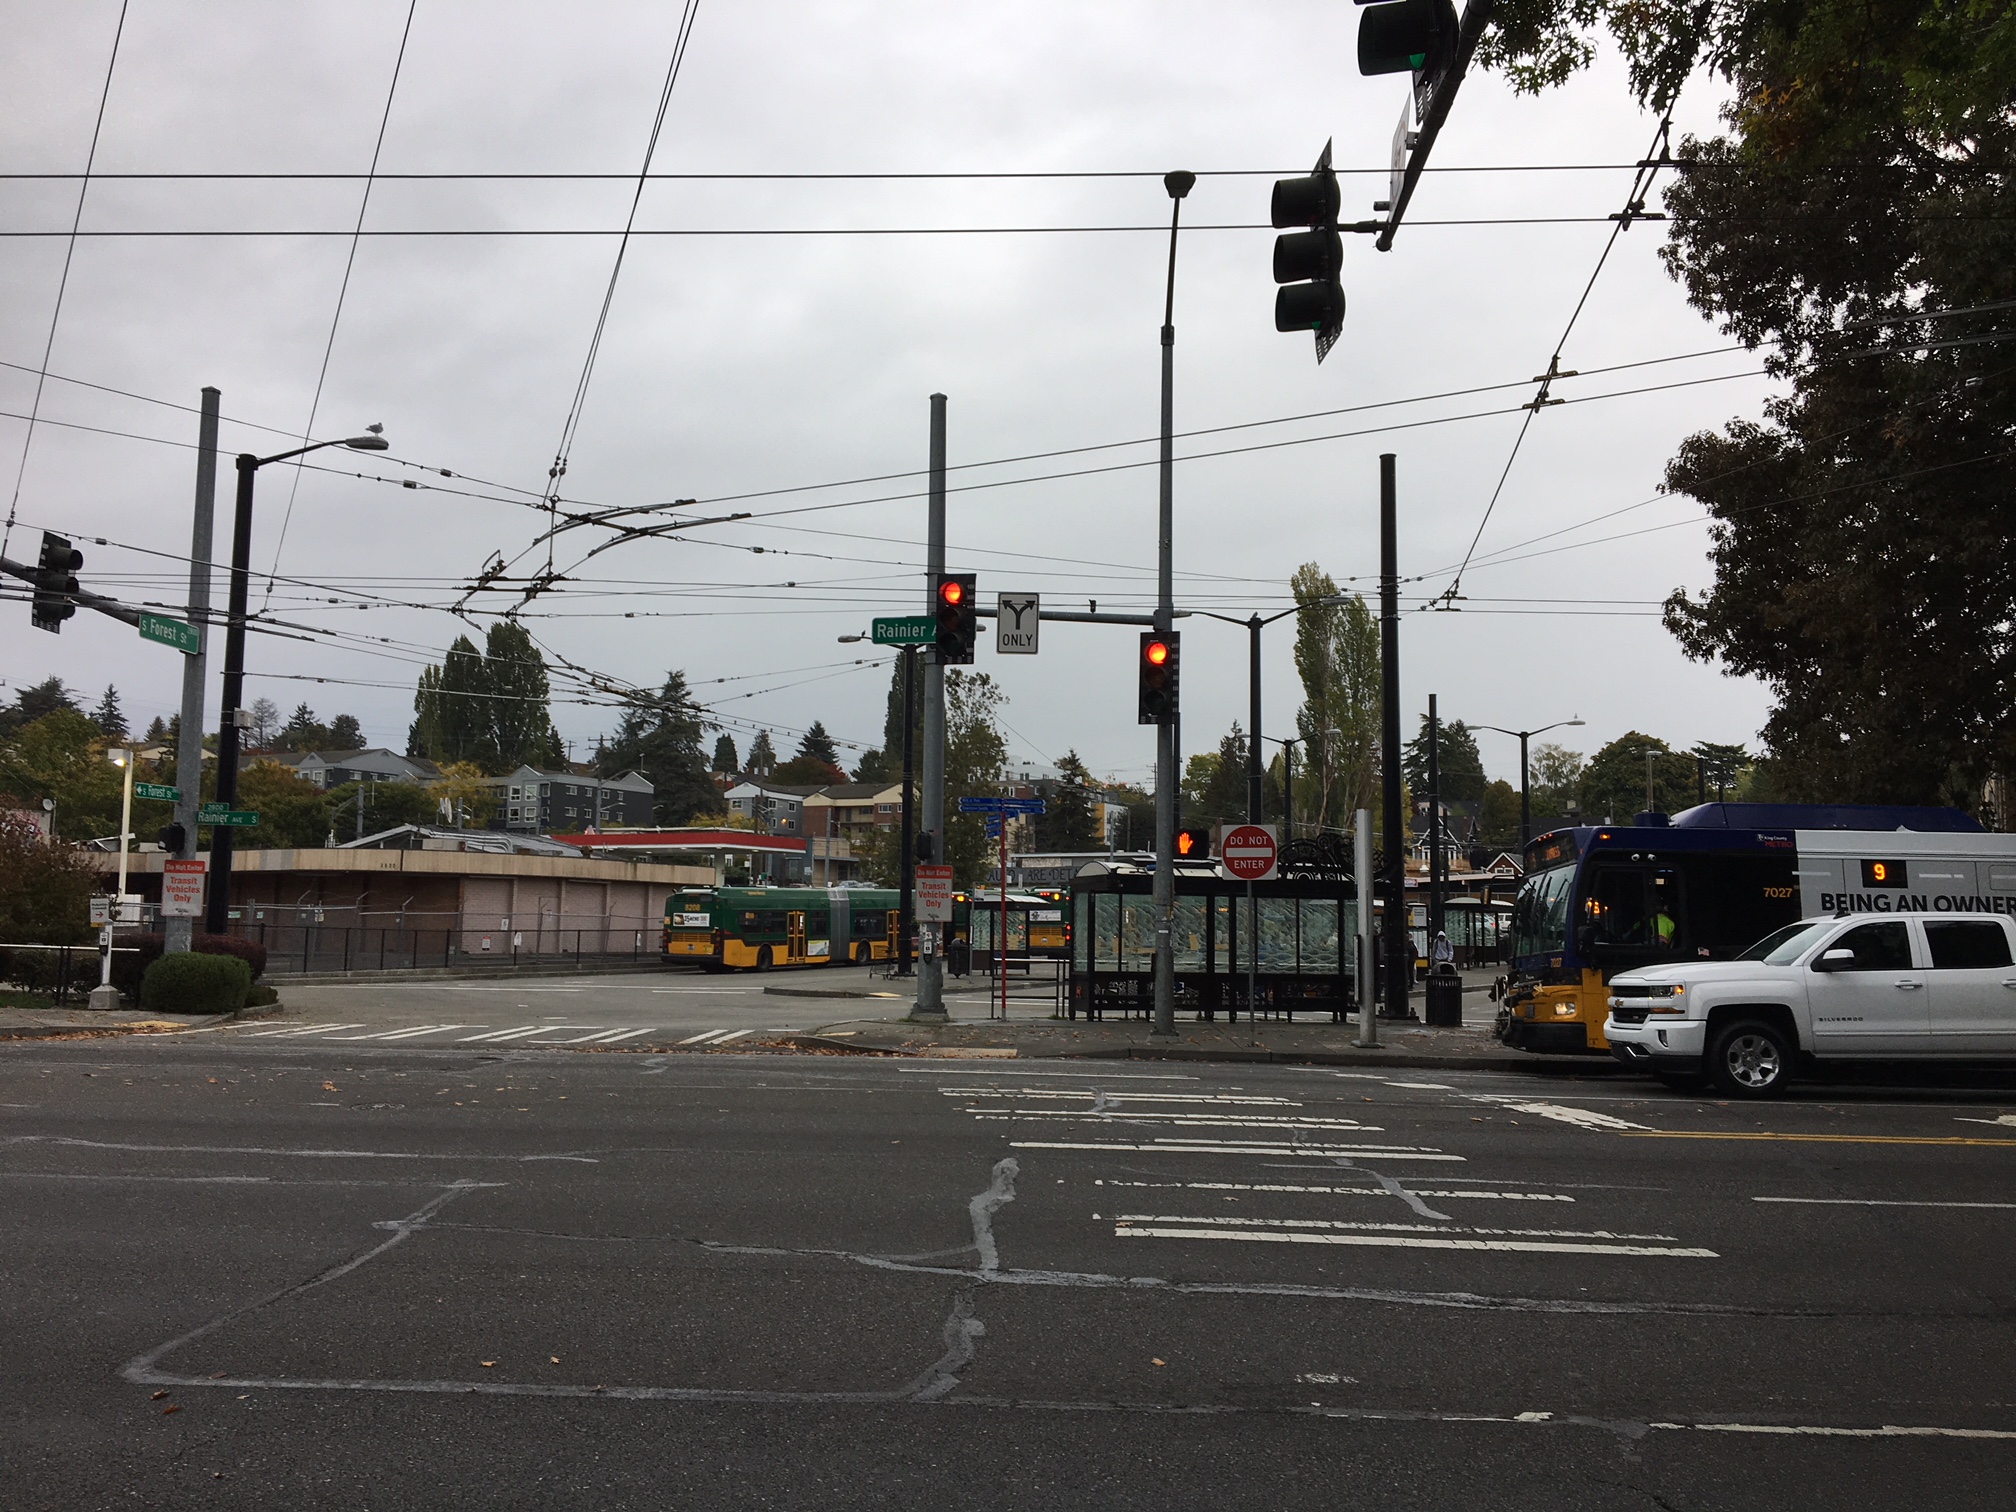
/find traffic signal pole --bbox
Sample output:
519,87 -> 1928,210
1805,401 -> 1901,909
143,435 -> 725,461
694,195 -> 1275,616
165,387 -> 218,957
204,453 -> 258,936
910,393 -> 950,1024
895,644 -> 916,977
1152,170 -> 1194,1041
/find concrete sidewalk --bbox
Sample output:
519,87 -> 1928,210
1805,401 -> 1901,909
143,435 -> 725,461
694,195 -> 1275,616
0,1005 -> 233,1039
803,1008 -> 1612,1073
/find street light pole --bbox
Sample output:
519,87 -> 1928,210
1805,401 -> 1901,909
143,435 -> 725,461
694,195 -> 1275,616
204,429 -> 387,936
1151,169 -> 1194,1041
1474,718 -> 1584,849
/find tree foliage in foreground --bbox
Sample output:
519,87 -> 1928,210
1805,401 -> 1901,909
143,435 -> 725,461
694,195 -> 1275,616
1480,0 -> 2016,805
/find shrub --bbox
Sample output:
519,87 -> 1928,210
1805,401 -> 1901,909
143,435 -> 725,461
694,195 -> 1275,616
114,931 -> 268,995
139,952 -> 251,1015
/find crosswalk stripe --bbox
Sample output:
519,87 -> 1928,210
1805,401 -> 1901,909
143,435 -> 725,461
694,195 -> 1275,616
1010,1140 -> 1464,1162
679,1029 -> 730,1044
574,1027 -> 656,1044
325,1024 -> 483,1041
241,1023 -> 364,1037
457,1025 -> 567,1043
709,1029 -> 755,1045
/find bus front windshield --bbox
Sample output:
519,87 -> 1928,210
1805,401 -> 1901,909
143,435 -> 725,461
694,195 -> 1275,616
1513,864 -> 1575,960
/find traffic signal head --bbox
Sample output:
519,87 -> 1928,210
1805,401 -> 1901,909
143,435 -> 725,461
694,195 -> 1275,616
1137,631 -> 1180,725
934,573 -> 976,664
1175,826 -> 1211,860
1271,141 -> 1345,363
1357,0 -> 1458,77
31,530 -> 82,633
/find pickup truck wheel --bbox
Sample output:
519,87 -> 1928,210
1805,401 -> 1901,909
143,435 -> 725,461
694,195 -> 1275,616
1707,1019 -> 1791,1098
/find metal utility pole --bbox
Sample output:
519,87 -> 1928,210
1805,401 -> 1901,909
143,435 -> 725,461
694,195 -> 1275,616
166,387 -> 218,955
1354,808 -> 1377,1047
1379,453 -> 1410,1020
910,394 -> 950,1023
1247,615 -> 1263,823
1427,692 -> 1443,948
1151,169 -> 1194,1040
896,644 -> 917,977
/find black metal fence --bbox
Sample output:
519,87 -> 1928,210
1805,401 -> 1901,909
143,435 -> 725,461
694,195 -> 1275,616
223,924 -> 664,976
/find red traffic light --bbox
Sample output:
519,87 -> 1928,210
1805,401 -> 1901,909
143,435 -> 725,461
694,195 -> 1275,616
939,579 -> 965,607
1143,639 -> 1171,667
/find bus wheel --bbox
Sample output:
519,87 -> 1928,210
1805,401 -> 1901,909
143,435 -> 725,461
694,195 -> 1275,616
755,946 -> 773,972
1707,1019 -> 1790,1098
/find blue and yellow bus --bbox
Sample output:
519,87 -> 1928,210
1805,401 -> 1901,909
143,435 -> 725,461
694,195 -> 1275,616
1501,802 -> 1996,1053
663,886 -> 903,970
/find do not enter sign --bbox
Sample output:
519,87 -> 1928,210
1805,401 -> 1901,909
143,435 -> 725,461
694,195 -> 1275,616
1219,824 -> 1279,882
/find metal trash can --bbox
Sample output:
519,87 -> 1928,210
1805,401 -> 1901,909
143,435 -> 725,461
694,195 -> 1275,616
1424,971 -> 1464,1027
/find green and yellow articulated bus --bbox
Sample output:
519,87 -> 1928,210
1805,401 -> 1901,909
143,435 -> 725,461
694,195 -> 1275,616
663,886 -> 903,970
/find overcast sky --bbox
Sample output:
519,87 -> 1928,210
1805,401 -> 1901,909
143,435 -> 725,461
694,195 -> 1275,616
1,1 -> 1777,790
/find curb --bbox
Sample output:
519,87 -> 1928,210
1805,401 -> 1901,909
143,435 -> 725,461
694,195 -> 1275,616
761,985 -> 911,1001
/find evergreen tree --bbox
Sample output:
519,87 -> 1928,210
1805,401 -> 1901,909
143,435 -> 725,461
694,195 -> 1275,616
90,686 -> 127,739
1290,567 -> 1380,833
597,672 -> 723,825
1033,750 -> 1100,851
143,715 -> 170,745
328,713 -> 365,749
483,620 -> 561,772
0,676 -> 78,740
277,703 -> 328,752
1182,723 -> 1253,830
711,733 -> 739,774
796,720 -> 840,769
1402,715 -> 1487,803
746,730 -> 777,777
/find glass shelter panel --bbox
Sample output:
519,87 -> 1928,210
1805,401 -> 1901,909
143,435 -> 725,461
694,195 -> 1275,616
1120,895 -> 1158,972
1298,898 -> 1340,973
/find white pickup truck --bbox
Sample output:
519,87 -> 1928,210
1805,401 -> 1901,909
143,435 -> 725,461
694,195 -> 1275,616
1604,911 -> 2016,1096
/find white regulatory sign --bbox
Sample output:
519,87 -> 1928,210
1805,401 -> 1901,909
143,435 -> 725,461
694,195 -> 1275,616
996,593 -> 1039,655
916,864 -> 955,922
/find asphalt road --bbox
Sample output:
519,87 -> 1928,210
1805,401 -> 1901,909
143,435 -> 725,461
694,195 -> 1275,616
7,1032 -> 2016,1509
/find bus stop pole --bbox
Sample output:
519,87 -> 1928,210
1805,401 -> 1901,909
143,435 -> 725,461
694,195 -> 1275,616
1380,453 -> 1411,1020
1355,809 -> 1377,1047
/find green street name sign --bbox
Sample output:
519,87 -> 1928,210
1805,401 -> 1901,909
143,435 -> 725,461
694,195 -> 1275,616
871,615 -> 936,647
197,804 -> 259,828
138,612 -> 200,654
134,782 -> 180,802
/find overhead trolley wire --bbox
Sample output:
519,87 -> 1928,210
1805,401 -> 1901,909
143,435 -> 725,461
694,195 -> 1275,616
261,0 -> 419,611
2,0 -> 129,564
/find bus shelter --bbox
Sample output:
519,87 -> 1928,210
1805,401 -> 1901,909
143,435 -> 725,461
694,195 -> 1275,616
1067,861 -> 1358,1022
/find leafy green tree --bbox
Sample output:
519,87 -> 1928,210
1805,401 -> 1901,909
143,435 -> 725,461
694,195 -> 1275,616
235,760 -> 332,848
1581,734 -> 1700,822
1290,566 -> 1380,834
326,779 -> 438,839
1689,741 -> 1752,804
1033,750 -> 1100,852
483,621 -> 562,772
247,698 -> 281,749
1480,778 -> 1522,851
1402,715 -> 1486,804
0,812 -> 97,947
1182,724 -> 1253,831
944,670 -> 1009,888
0,677 -> 78,740
90,686 -> 127,740
711,734 -> 739,774
1529,742 -> 1586,825
597,671 -> 723,826
0,709 -> 123,841
410,636 -> 497,770
428,761 -> 498,829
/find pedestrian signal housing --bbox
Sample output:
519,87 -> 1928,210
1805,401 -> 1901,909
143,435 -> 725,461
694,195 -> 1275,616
933,573 -> 976,664
1175,827 -> 1211,859
1137,631 -> 1180,725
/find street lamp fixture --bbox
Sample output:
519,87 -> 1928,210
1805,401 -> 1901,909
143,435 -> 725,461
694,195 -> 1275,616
1474,717 -> 1585,850
206,427 -> 390,936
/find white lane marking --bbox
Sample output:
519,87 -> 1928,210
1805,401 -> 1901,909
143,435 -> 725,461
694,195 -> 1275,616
457,1025 -> 580,1043
965,1110 -> 1377,1130
4,1135 -> 594,1162
709,1029 -> 756,1045
571,1027 -> 657,1044
1115,1214 -> 1682,1242
1476,1099 -> 1652,1132
442,986 -> 583,994
325,1024 -> 484,1041
896,1067 -> 1196,1080
1666,1422 -> 2016,1440
239,1023 -> 366,1038
1384,1082 -> 1454,1090
1957,1115 -> 2016,1127
1011,1141 -> 1464,1162
947,1090 -> 1298,1106
1754,1196 -> 2016,1210
1114,1224 -> 1716,1258
1098,1180 -> 1573,1201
